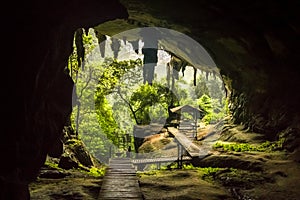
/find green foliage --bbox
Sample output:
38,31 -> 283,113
96,59 -> 142,96
206,75 -> 225,103
198,167 -> 221,178
213,141 -> 256,152
69,29 -> 144,160
137,170 -> 161,177
198,167 -> 240,182
213,140 -> 284,152
129,82 -> 178,125
71,57 -> 142,160
194,75 -> 210,99
191,73 -> 228,124
76,164 -> 106,177
159,162 -> 179,170
68,45 -> 80,81
182,163 -> 196,170
68,29 -> 98,82
44,161 -> 62,171
94,59 -> 142,145
256,139 -> 284,152
76,110 -> 111,161
198,94 -> 213,114
82,32 -> 97,55
95,96 -> 119,145
192,74 -> 225,104
198,94 -> 228,124
87,166 -> 106,177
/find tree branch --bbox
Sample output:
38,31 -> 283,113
117,87 -> 140,124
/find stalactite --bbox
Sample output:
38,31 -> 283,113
111,37 -> 121,59
130,40 -> 139,54
167,62 -> 171,88
213,71 -> 216,80
173,68 -> 179,80
83,27 -> 89,36
170,55 -> 180,80
142,48 -> 158,85
171,72 -> 175,91
95,30 -> 106,58
75,28 -> 85,70
122,36 -> 127,45
180,60 -> 188,77
193,67 -> 197,86
169,54 -> 189,79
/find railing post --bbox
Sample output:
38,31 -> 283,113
177,140 -> 180,168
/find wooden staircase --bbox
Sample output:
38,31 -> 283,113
98,158 -> 144,200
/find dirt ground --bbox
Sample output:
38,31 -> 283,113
29,170 -> 102,200
137,124 -> 300,200
138,169 -> 233,200
29,124 -> 300,200
137,152 -> 300,200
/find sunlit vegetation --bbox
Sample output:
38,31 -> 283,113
129,83 -> 178,124
85,166 -> 106,177
94,58 -> 142,144
138,162 -> 270,192
182,164 -> 224,181
44,158 -> 106,178
44,160 -> 62,171
198,94 -> 228,124
67,28 -> 228,161
213,139 -> 284,152
138,163 -> 237,182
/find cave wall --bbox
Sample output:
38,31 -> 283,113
198,25 -> 300,138
2,0 -> 128,199
119,0 -> 300,138
2,0 -> 300,199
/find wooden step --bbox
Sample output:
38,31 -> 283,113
98,158 -> 144,200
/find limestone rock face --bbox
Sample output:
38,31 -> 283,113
58,139 -> 94,170
3,0 -> 128,199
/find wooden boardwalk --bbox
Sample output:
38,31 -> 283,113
98,158 -> 144,200
168,127 -> 202,157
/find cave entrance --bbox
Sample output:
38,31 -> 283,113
67,27 -> 227,165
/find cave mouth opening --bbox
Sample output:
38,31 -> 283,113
67,26 -> 228,164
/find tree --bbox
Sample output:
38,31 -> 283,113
193,75 -> 210,99
94,59 -> 142,145
198,94 -> 229,124
128,83 -> 178,125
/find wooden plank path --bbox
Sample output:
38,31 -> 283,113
168,127 -> 202,157
98,158 -> 144,200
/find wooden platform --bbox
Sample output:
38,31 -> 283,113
98,158 -> 144,200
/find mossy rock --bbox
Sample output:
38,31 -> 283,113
193,154 -> 263,171
139,142 -> 156,153
58,138 -> 94,169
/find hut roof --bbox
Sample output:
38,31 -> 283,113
170,105 -> 204,113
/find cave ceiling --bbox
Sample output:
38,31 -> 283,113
93,0 -> 299,76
